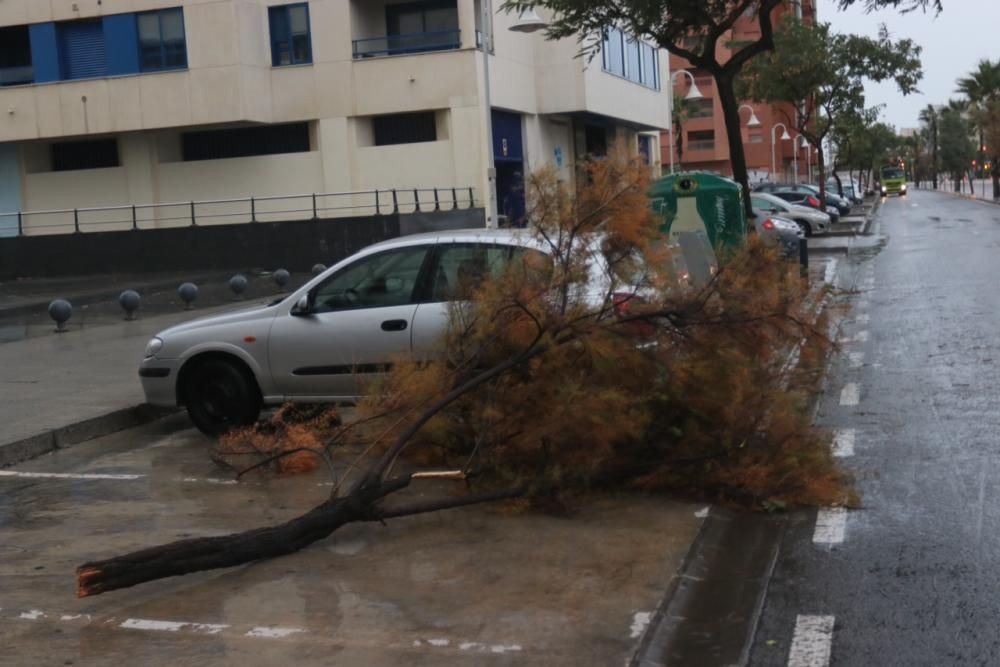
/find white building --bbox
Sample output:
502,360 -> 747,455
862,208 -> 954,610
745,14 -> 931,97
0,1 -> 669,236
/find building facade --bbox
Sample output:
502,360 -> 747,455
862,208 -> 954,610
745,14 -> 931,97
661,0 -> 815,184
0,0 -> 669,236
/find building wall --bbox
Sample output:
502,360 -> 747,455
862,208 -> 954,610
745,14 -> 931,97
0,0 -> 669,234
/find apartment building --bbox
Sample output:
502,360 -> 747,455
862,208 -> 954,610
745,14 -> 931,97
0,0 -> 669,237
662,0 -> 815,183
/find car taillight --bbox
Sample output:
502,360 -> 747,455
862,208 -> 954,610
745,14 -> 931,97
613,292 -> 655,338
762,218 -> 776,231
806,196 -> 820,208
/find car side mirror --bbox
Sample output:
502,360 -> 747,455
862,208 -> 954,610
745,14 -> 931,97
291,294 -> 312,316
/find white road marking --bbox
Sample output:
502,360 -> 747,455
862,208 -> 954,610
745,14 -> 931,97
813,508 -> 847,545
490,644 -> 523,653
18,610 -> 45,620
120,618 -> 189,632
630,611 -> 652,638
823,258 -> 839,285
694,506 -> 710,518
855,313 -> 870,325
832,429 -> 855,457
788,615 -> 835,667
427,638 -> 451,647
848,352 -> 865,369
245,626 -> 306,639
0,471 -> 143,481
839,383 -> 860,406
853,330 -> 869,344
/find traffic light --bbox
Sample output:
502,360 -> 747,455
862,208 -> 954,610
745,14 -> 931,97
972,159 -> 978,167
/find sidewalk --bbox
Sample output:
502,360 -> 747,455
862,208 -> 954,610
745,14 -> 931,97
920,179 -> 999,205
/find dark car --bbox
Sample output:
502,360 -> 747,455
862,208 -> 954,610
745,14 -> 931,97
756,182 -> 850,216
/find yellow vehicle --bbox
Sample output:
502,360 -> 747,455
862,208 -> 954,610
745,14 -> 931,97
879,165 -> 907,197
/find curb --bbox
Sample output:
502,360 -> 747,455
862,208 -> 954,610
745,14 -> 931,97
0,404 -> 177,468
0,272 -> 227,319
916,186 -> 1000,207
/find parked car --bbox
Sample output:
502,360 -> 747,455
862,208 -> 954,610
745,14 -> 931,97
140,229 -> 674,435
764,190 -> 840,224
749,192 -> 830,237
752,208 -> 803,261
826,180 -> 863,205
757,182 -> 850,216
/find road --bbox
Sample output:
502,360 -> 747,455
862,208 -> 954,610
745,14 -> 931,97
749,189 -> 1000,665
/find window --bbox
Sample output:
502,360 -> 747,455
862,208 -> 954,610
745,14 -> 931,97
689,98 -> 714,118
59,20 -> 107,80
269,3 -> 312,66
638,135 -> 654,166
312,247 -> 430,313
51,139 -> 119,171
601,27 -> 659,90
372,112 -> 437,146
181,123 -> 310,161
427,244 -> 535,301
385,0 -> 459,55
0,26 -> 32,86
137,8 -> 187,71
688,130 -> 715,151
749,133 -> 764,144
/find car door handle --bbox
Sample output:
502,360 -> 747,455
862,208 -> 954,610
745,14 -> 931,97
381,319 -> 408,332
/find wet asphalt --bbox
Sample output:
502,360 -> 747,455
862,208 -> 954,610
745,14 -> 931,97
749,189 -> 1000,666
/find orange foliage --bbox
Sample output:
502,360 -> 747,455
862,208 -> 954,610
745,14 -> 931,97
214,404 -> 341,476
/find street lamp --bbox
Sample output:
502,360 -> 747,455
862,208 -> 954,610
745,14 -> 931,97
769,122 -> 792,180
480,2 -> 547,228
668,69 -> 705,174
738,104 -> 762,128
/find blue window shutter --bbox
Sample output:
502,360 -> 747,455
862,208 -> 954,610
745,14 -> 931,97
60,21 -> 107,80
28,23 -> 60,83
103,14 -> 140,76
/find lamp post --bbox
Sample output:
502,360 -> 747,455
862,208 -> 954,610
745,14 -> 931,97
668,69 -> 705,174
770,122 -> 792,180
479,5 -> 546,228
738,104 -> 762,129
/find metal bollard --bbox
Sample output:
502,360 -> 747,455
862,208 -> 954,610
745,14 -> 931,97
119,290 -> 141,321
48,299 -> 72,333
177,282 -> 198,310
273,269 -> 291,291
229,274 -> 248,300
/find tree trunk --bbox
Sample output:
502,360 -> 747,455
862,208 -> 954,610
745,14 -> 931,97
992,159 -> 999,200
816,143 -> 827,203
715,70 -> 754,222
833,167 -> 844,198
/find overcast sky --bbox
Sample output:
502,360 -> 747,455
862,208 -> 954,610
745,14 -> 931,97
817,0 -> 998,131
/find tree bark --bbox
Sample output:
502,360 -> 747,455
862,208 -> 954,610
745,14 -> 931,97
992,159 -> 999,200
715,70 -> 754,222
816,142 -> 827,203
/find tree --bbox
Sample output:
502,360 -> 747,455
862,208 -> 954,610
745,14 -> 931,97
76,151 -> 847,597
918,104 -> 939,188
739,19 -> 922,202
938,99 -> 976,192
837,0 -> 942,10
829,106 -> 881,194
500,0 -> 786,221
957,59 -> 1000,199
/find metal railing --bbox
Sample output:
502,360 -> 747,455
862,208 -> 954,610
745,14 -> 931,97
352,30 -> 462,58
0,186 -> 479,237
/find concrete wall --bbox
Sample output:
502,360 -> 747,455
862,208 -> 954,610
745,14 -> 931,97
0,144 -> 22,236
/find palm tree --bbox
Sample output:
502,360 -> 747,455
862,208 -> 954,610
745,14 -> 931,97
918,104 -> 940,189
957,59 -> 1000,199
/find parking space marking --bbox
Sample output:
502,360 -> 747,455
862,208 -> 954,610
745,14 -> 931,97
853,330 -> 869,344
787,614 -> 835,667
832,429 -> 855,457
854,313 -> 870,325
848,352 -> 865,369
0,470 -> 238,485
823,258 -> 839,285
5,606 -> 526,654
813,508 -> 847,545
839,383 -> 860,406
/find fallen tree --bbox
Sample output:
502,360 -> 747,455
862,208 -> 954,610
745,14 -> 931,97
77,150 -> 850,597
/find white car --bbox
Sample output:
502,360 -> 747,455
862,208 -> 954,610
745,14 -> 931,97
140,229 -> 659,435
749,192 -> 831,237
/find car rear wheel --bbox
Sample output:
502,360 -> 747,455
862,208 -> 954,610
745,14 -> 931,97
183,359 -> 261,436
795,220 -> 813,237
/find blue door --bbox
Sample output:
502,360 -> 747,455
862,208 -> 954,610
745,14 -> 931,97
60,21 -> 107,80
492,110 -> 525,226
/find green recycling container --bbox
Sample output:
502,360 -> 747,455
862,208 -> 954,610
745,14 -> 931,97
649,172 -> 748,256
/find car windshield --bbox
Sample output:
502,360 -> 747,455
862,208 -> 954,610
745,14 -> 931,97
882,168 -> 904,179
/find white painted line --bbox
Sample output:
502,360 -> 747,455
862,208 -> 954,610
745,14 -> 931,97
855,313 -> 870,325
630,611 -> 652,638
18,610 -> 45,620
120,618 -> 187,632
427,638 -> 451,647
788,615 -> 835,667
848,352 -> 864,369
245,626 -> 306,639
823,258 -> 839,285
0,471 -> 143,481
839,383 -> 860,406
694,506 -> 710,518
813,508 -> 847,545
832,429 -> 855,457
853,330 -> 869,344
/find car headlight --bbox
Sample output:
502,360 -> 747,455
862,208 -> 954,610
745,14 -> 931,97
901,184 -> 907,191
144,337 -> 164,359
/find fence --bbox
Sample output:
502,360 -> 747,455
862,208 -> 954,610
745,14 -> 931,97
0,186 -> 478,237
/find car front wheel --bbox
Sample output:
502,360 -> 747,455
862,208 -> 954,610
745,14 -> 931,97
183,359 -> 261,436
795,220 -> 813,237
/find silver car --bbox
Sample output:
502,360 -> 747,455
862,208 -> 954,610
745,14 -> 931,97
750,192 -> 830,237
140,229 -> 651,435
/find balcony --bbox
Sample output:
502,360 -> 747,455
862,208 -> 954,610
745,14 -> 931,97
351,0 -> 462,59
353,30 -> 461,59
0,66 -> 33,87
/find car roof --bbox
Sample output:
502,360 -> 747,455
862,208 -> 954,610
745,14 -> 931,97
358,227 -> 537,254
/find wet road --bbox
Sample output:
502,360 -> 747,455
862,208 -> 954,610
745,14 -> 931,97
750,190 -> 1000,665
